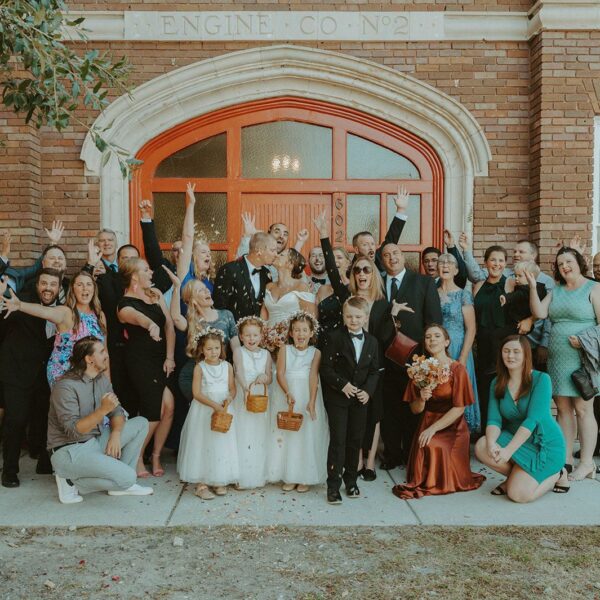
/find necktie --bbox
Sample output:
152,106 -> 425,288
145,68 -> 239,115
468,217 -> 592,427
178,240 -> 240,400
390,277 -> 399,301
252,268 -> 262,275
350,332 -> 364,340
312,277 -> 326,284
109,263 -> 118,273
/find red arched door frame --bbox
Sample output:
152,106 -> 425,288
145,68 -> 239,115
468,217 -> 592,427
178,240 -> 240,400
130,96 -> 444,266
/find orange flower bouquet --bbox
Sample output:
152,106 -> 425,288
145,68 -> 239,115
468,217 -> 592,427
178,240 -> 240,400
406,354 -> 451,390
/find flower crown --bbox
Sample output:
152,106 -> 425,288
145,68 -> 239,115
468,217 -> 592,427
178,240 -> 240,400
236,315 -> 266,331
287,310 -> 320,334
193,326 -> 225,344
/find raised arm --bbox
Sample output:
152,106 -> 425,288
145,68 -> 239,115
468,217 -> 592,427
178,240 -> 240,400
375,184 -> 409,270
176,182 -> 196,280
162,265 -> 187,331
458,233 -> 488,284
525,271 -> 551,319
3,289 -> 72,328
313,211 -> 349,304
235,213 -> 257,258
139,199 -> 167,270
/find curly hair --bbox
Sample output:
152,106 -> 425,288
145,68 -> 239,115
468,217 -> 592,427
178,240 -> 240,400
554,246 -> 588,284
287,248 -> 306,279
287,312 -> 319,346
182,279 -> 214,358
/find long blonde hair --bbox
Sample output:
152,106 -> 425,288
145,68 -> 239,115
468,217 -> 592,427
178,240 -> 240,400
192,239 -> 215,282
182,279 -> 212,358
348,255 -> 385,302
66,271 -> 105,335
119,257 -> 159,301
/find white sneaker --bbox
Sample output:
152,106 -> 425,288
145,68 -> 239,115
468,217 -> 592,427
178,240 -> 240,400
108,484 -> 153,496
55,475 -> 83,504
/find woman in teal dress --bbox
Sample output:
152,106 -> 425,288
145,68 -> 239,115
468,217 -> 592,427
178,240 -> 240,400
437,253 -> 480,432
475,335 -> 569,502
526,247 -> 600,482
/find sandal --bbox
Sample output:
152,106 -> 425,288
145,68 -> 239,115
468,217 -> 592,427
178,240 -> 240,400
214,486 -> 228,496
136,460 -> 151,479
553,468 -> 571,494
490,483 -> 507,496
296,484 -> 310,493
151,453 -> 165,477
194,484 -> 215,500
568,461 -> 597,482
282,483 -> 296,492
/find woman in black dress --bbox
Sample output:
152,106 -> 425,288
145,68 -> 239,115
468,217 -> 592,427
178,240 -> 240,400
118,258 -> 176,478
315,246 -> 351,336
313,212 -> 395,481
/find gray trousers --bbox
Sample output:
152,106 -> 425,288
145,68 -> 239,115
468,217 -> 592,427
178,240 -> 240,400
50,417 -> 148,494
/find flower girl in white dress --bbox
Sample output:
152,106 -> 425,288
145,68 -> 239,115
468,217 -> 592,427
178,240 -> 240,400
270,311 -> 329,491
177,328 -> 239,500
232,316 -> 273,489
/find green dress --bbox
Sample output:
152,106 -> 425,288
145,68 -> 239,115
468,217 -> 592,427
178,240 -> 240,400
548,279 -> 597,397
488,371 -> 565,483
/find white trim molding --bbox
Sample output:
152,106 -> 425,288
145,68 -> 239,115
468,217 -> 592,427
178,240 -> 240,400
64,5 -> 600,43
593,116 -> 600,255
81,45 -> 491,243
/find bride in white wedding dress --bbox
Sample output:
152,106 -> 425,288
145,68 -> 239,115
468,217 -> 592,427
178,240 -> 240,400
260,248 -> 317,326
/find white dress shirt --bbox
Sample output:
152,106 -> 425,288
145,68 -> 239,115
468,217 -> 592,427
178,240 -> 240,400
244,256 -> 261,298
349,329 -> 365,362
386,268 -> 406,301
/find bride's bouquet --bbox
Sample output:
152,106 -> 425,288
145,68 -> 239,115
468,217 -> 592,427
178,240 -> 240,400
406,355 -> 451,391
263,320 -> 290,352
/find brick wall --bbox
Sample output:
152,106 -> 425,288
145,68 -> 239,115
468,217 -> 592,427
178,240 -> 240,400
530,31 -> 600,268
69,1 -> 533,13
0,111 -> 43,262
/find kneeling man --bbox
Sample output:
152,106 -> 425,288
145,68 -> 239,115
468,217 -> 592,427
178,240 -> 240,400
47,336 -> 152,503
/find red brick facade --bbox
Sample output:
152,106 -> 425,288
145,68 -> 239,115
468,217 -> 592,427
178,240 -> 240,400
1,2 -> 597,272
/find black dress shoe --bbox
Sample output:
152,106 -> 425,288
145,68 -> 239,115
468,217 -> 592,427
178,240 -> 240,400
36,458 -> 53,475
1,472 -> 20,488
327,489 -> 342,504
346,484 -> 360,498
361,469 -> 377,482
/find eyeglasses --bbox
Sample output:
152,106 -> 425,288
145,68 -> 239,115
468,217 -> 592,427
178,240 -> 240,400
352,265 -> 373,275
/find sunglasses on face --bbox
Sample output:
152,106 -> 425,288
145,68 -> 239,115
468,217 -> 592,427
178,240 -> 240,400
352,265 -> 373,275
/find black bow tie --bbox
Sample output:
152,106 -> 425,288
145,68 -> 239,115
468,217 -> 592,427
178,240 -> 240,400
252,268 -> 263,275
312,277 -> 326,284
349,332 -> 364,340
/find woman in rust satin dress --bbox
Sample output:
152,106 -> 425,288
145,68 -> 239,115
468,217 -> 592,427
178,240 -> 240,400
392,324 -> 485,499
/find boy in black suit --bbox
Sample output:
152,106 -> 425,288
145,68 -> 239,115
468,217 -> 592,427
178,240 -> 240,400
320,296 -> 380,504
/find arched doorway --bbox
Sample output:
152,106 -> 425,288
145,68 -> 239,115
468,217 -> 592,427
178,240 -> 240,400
130,97 -> 444,270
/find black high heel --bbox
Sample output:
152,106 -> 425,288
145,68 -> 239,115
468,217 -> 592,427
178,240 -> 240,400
553,467 -> 571,494
564,463 -> 573,474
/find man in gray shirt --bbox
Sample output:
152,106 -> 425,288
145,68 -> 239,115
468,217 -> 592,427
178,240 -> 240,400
48,336 -> 152,503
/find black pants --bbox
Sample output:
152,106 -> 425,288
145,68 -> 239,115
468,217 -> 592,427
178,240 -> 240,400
476,370 -> 495,434
325,400 -> 367,491
2,381 -> 50,475
381,372 -> 417,465
109,342 -> 137,417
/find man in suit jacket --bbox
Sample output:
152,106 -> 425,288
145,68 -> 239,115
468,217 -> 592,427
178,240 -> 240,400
380,243 -> 443,469
352,186 -> 409,272
320,297 -> 380,504
0,268 -> 62,487
213,232 -> 277,322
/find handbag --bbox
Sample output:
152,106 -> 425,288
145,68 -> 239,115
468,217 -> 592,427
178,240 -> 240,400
385,327 -> 419,367
571,366 -> 598,401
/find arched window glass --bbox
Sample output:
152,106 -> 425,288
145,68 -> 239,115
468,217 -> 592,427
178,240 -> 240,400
242,121 -> 332,179
347,134 -> 420,179
155,133 -> 227,177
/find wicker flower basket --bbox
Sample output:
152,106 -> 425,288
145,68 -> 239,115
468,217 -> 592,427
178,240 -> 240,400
246,382 -> 268,413
210,399 -> 233,433
277,397 -> 303,432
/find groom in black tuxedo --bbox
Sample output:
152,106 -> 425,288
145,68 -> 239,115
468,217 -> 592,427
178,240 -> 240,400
380,243 -> 442,469
320,297 -> 380,504
213,232 -> 278,322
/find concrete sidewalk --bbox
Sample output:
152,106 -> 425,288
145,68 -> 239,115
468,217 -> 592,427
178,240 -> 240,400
1,452 -> 598,528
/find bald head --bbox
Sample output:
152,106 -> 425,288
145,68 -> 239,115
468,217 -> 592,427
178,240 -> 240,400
381,243 -> 405,276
